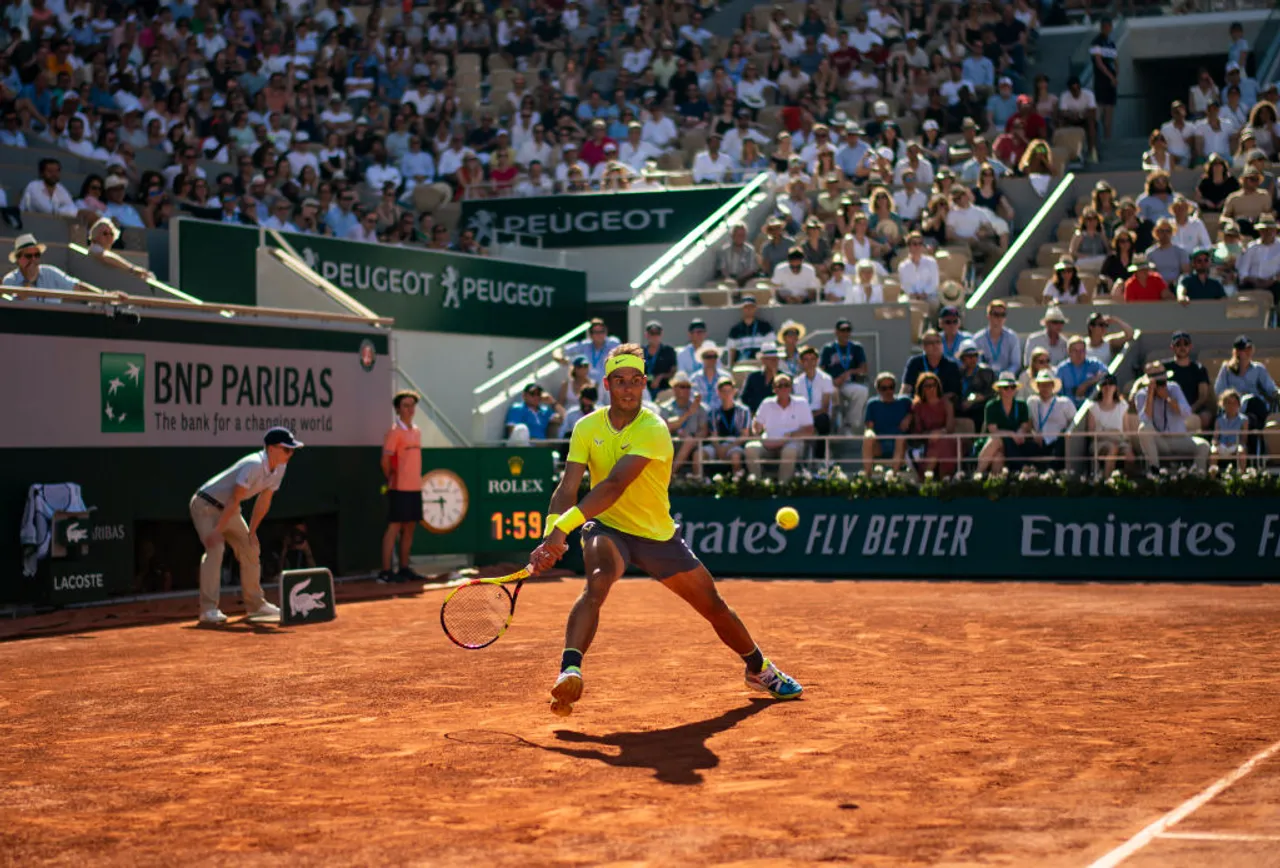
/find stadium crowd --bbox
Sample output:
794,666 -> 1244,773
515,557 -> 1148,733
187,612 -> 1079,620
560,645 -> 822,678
1,0 -> 1278,478
0,0 -> 1150,249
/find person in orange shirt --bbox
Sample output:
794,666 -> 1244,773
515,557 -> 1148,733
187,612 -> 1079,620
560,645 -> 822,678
380,390 -> 424,583
1122,255 -> 1172,302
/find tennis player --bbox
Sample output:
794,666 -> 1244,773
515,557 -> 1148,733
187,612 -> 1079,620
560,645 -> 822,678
530,344 -> 802,716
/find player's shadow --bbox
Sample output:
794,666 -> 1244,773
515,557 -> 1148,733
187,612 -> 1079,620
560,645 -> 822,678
538,698 -> 777,785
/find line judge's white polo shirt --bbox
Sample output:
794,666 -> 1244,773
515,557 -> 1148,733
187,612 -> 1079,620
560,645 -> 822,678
755,396 -> 814,438
199,450 -> 287,504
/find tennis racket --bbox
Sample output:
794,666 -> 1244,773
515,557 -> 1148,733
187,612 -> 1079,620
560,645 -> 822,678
439,566 -> 531,649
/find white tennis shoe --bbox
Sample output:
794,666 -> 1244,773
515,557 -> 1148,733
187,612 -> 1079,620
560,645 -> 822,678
550,667 -> 583,717
198,609 -> 228,625
246,601 -> 281,620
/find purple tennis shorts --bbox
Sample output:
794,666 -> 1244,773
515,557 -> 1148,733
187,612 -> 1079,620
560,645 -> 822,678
581,520 -> 702,579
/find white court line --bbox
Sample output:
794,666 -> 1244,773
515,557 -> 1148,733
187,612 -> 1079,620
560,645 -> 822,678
1086,738 -> 1280,868
1158,831 -> 1280,842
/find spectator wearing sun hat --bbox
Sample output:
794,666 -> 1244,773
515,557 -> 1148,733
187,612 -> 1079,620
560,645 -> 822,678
1023,306 -> 1071,369
2,234 -> 93,303
102,175 -> 146,228
1237,214 -> 1280,301
1026,369 -> 1076,468
1135,361 -> 1210,472
692,130 -> 736,184
1122,255 -> 1172,302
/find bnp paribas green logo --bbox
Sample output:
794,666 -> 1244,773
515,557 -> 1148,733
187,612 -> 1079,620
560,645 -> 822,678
100,352 -> 145,433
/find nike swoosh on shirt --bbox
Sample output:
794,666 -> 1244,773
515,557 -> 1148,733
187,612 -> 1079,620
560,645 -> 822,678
620,443 -> 630,450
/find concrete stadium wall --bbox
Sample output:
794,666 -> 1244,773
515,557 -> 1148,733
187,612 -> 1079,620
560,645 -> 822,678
393,330 -> 545,437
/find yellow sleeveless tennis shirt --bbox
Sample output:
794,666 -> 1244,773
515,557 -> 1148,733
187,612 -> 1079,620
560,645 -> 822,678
566,407 -> 676,541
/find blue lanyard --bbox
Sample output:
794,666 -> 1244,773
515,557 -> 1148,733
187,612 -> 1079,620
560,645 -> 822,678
835,342 -> 854,370
943,333 -> 962,358
644,344 -> 658,375
1036,397 -> 1057,431
802,374 -> 814,404
986,331 -> 1005,366
718,407 -> 739,436
589,343 -> 606,371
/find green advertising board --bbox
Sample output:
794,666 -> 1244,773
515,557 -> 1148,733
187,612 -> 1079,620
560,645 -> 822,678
458,186 -> 740,248
413,447 -> 555,556
175,219 -> 588,338
670,497 -> 1280,580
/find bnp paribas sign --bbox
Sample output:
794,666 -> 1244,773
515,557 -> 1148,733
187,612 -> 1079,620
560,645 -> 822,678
459,187 -> 740,249
0,334 -> 388,448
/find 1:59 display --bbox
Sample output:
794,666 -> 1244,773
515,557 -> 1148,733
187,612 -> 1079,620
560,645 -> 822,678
490,511 -> 543,540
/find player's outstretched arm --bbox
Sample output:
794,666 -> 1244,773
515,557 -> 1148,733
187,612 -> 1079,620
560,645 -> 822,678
529,456 -> 651,573
529,461 -> 587,573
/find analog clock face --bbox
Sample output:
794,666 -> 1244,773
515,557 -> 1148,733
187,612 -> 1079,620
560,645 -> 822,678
420,469 -> 469,534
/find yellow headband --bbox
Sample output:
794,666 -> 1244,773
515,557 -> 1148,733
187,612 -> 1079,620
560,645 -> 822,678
605,354 -> 645,377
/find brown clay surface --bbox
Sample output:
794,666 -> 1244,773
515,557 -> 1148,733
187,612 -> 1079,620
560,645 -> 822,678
2,580 -> 1280,867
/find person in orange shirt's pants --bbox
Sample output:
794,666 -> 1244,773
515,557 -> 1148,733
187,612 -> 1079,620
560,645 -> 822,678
381,390 -> 423,583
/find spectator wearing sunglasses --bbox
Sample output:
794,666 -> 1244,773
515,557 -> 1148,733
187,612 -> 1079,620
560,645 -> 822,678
861,371 -> 913,472
745,373 -> 815,482
1160,330 -> 1215,430
2,234 -> 93,303
973,298 -> 1021,376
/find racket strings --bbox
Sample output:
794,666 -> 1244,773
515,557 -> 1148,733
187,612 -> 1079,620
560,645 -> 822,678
442,583 -> 513,648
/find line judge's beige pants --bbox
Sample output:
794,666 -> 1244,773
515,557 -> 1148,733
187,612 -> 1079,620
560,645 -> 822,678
189,496 -> 264,613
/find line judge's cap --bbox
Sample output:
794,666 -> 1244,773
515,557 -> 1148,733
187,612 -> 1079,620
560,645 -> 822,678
689,318 -> 707,330
263,427 -> 303,449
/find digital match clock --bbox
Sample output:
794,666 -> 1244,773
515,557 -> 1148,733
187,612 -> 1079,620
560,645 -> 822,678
489,510 -> 543,541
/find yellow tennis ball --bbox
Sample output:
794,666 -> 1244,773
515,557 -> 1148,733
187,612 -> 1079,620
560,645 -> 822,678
775,506 -> 800,531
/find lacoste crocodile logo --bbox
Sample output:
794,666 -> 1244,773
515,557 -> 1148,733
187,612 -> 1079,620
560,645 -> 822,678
289,579 -> 327,619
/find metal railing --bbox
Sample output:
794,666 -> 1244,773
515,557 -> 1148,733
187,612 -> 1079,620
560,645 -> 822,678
394,365 -> 471,447
0,285 -> 394,326
630,172 -> 771,301
455,172 -> 737,201
478,428 -> 1272,479
968,172 -> 1076,311
471,320 -> 593,442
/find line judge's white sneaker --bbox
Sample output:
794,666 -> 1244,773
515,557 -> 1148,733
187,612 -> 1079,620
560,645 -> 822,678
246,601 -> 280,620
198,609 -> 228,625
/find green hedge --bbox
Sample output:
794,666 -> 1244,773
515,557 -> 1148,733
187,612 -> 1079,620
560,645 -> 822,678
666,467 -> 1280,501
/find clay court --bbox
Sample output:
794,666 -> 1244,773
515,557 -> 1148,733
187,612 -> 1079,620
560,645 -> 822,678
2,579 -> 1280,867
